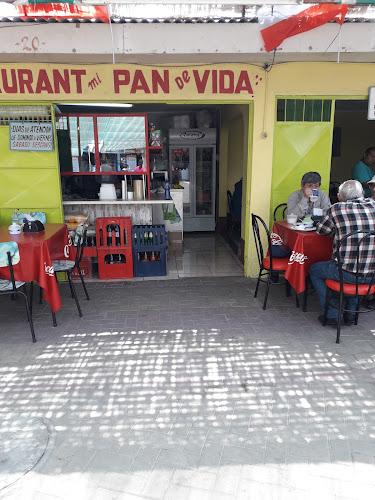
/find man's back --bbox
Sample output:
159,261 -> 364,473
316,197 -> 375,274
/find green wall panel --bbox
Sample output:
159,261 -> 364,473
0,107 -> 63,226
0,169 -> 61,208
271,121 -> 333,221
0,129 -> 56,169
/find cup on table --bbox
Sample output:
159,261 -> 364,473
287,214 -> 297,225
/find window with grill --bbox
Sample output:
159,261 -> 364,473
0,105 -> 52,126
277,99 -> 332,122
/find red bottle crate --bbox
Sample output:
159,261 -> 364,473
71,257 -> 93,280
96,217 -> 132,250
97,248 -> 133,279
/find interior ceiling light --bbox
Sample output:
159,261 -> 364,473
58,103 -> 134,108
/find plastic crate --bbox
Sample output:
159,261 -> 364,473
133,249 -> 166,277
71,257 -> 93,280
132,225 -> 166,277
132,225 -> 166,250
96,217 -> 132,250
97,248 -> 133,280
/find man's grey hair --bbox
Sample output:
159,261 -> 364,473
338,180 -> 363,201
301,172 -> 321,186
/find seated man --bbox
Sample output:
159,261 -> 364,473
287,171 -> 330,219
309,180 -> 375,326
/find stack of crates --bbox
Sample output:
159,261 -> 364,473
132,225 -> 167,277
96,217 -> 133,279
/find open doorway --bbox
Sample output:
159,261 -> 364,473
331,99 -> 375,201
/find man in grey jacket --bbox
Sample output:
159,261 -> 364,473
287,171 -> 331,219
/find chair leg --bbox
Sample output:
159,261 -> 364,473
67,272 -> 83,317
286,281 -> 291,297
295,291 -> 300,308
336,291 -> 345,344
52,311 -> 57,327
29,282 -> 33,316
67,275 -> 75,299
254,270 -> 262,298
263,274 -> 272,310
77,267 -> 90,300
20,290 -> 36,343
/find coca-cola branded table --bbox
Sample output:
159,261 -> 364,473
271,221 -> 333,294
0,223 -> 71,313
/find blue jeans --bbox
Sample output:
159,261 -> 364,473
309,260 -> 372,319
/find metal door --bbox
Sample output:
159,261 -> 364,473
170,146 -> 191,216
194,146 -> 215,220
271,98 -> 334,219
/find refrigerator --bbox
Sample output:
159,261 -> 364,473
169,129 -> 216,232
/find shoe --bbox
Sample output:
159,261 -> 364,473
343,313 -> 356,326
270,273 -> 279,283
318,315 -> 338,326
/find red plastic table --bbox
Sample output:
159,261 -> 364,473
271,221 -> 333,294
0,223 -> 71,312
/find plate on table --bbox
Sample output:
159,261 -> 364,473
291,225 -> 316,232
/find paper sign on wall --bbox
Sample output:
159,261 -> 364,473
9,121 -> 53,151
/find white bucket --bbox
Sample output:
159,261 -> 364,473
99,183 -> 116,200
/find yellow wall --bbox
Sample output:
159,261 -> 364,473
247,62 -> 375,276
0,104 -> 63,226
331,109 -> 375,183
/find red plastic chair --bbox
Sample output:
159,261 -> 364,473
322,230 -> 375,343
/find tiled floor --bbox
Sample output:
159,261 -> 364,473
1,276 -> 375,500
90,232 -> 244,281
167,233 -> 243,279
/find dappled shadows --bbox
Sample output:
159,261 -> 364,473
1,277 -> 375,498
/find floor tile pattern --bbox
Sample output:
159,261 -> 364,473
1,275 -> 375,499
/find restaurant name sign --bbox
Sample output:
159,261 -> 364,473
0,64 -> 262,101
9,121 -> 53,151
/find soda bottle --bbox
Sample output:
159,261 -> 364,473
107,224 -> 112,246
164,178 -> 171,200
13,209 -> 20,225
115,224 -> 120,246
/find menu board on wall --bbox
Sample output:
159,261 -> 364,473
9,121 -> 53,151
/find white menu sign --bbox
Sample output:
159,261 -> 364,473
368,87 -> 375,120
9,121 -> 53,151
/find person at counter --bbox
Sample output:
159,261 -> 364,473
287,171 -> 331,219
309,180 -> 375,326
351,146 -> 375,198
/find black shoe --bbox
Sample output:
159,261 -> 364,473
318,315 -> 338,326
343,313 -> 356,326
270,273 -> 279,283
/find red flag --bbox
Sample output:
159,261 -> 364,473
16,3 -> 109,23
258,4 -> 348,53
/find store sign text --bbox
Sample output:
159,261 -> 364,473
0,67 -> 254,96
10,122 -> 53,151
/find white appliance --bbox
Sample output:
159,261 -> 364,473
169,129 -> 216,232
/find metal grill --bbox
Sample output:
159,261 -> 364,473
0,105 -> 52,126
277,99 -> 332,123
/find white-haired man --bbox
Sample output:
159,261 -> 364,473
309,180 -> 375,326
